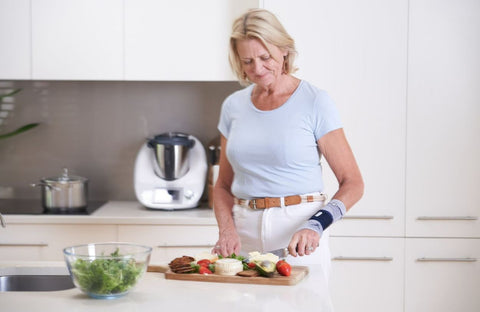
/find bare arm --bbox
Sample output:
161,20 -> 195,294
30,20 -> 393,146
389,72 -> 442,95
212,135 -> 241,257
318,128 -> 364,210
289,128 -> 364,256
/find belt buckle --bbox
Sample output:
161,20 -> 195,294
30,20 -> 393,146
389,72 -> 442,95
250,199 -> 257,210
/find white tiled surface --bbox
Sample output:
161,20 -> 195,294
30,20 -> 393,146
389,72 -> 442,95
0,80 -> 239,201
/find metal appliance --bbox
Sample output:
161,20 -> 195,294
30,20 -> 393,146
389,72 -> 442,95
31,168 -> 88,211
134,132 -> 207,210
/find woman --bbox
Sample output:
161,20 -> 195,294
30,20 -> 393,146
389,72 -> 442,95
213,8 -> 364,278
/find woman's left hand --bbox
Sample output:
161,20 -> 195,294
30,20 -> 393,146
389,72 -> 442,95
288,229 -> 320,256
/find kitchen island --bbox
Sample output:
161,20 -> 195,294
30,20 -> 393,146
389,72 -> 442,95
0,262 -> 334,312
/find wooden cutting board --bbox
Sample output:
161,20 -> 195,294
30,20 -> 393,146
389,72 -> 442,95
164,266 -> 309,286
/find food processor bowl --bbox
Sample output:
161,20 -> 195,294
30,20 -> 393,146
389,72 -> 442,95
147,132 -> 195,181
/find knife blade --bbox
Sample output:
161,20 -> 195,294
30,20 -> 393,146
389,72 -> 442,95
267,247 -> 289,259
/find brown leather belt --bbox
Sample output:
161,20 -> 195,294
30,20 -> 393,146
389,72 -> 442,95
234,193 -> 327,210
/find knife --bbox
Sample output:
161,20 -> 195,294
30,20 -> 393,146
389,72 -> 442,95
268,244 -> 316,258
267,247 -> 290,259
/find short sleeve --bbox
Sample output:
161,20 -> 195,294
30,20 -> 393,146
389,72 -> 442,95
217,96 -> 232,138
313,91 -> 343,141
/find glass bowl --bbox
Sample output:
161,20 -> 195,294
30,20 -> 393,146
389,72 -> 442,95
63,242 -> 152,299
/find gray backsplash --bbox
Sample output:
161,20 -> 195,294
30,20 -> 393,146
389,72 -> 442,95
0,80 -> 241,201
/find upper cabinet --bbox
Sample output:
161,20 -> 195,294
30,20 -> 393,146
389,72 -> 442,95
125,0 -> 256,81
406,0 -> 480,238
0,0 -> 259,81
31,0 -> 124,80
0,0 -> 30,79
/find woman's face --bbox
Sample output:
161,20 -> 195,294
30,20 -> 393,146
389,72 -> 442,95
236,38 -> 287,88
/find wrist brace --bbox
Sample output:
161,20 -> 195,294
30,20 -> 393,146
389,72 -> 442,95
297,199 -> 346,236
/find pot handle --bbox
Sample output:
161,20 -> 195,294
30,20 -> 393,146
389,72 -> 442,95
30,183 -> 60,191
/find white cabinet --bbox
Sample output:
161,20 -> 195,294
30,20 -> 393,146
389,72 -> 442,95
31,0 -> 124,80
124,0 -> 257,81
406,0 -> 480,238
0,224 -> 117,261
405,238 -> 480,312
330,237 -> 405,312
0,222 -> 219,262
263,1 -> 479,311
0,0 -> 30,79
0,0 -> 260,80
118,224 -> 218,263
264,0 -> 408,237
0,221 -> 218,263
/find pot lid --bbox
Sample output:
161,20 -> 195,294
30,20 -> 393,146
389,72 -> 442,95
43,168 -> 88,183
148,132 -> 195,148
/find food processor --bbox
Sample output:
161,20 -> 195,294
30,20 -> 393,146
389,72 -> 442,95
133,132 -> 207,210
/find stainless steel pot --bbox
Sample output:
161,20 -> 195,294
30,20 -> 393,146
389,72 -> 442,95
32,168 -> 88,210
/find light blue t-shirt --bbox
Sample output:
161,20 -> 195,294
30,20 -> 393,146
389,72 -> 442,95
218,80 -> 342,199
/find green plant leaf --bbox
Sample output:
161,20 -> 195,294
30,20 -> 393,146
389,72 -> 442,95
0,88 -> 22,100
0,123 -> 39,140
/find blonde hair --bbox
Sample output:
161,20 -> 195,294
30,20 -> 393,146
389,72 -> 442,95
229,9 -> 298,86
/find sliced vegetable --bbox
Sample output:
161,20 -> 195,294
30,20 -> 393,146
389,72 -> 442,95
197,259 -> 211,267
198,266 -> 213,274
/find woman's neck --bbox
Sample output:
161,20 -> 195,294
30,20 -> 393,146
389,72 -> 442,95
251,75 -> 300,111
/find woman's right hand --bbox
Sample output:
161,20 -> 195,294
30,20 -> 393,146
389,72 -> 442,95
212,228 -> 241,257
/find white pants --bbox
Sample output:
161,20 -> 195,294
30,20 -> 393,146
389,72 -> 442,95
232,193 -> 331,281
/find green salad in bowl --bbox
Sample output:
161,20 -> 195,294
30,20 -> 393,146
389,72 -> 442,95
63,243 -> 152,299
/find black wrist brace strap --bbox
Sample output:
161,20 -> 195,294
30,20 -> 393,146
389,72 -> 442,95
309,209 -> 334,231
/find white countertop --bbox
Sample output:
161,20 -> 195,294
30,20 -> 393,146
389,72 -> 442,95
2,201 -> 218,225
0,262 -> 334,312
1,203 -> 334,311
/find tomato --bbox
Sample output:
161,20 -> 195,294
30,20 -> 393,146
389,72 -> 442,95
276,260 -> 292,276
198,266 -> 213,274
197,259 -> 211,267
247,262 -> 256,269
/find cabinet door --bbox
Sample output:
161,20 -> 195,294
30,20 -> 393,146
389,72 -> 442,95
0,0 -> 30,79
31,0 -> 123,80
0,224 -> 117,261
124,0 -> 258,81
264,0 -> 408,237
330,237 -> 405,312
118,224 -> 218,263
406,0 -> 480,238
405,238 -> 480,312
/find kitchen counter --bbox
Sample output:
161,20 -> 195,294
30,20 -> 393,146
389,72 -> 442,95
0,262 -> 334,312
1,201 -> 218,225
1,202 -> 334,311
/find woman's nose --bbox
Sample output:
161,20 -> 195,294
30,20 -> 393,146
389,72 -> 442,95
253,60 -> 263,73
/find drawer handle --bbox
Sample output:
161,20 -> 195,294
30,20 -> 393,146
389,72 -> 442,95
343,215 -> 394,220
332,256 -> 393,261
0,213 -> 6,228
0,243 -> 48,247
417,257 -> 477,262
417,216 -> 478,221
